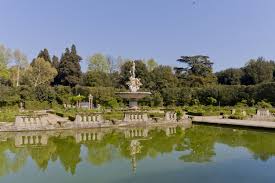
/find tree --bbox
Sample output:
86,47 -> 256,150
241,57 -> 274,85
24,58 -> 57,87
54,45 -> 82,86
82,71 -> 112,87
216,68 -> 243,85
88,53 -> 110,73
149,65 -> 178,91
36,48 -> 51,63
147,59 -> 158,72
106,55 -> 117,73
0,44 -> 12,69
175,55 -> 216,86
13,49 -> 28,87
52,55 -> 59,69
0,44 -> 12,83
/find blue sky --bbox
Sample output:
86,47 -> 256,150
1,0 -> 275,71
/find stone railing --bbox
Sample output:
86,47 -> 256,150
123,112 -> 149,122
14,133 -> 48,147
164,111 -> 177,122
124,128 -> 148,138
74,114 -> 104,126
165,127 -> 177,136
251,109 -> 275,121
14,115 -> 48,129
75,132 -> 102,143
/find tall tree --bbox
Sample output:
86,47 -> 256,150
52,55 -> 59,69
88,53 -> 109,73
37,48 -> 51,63
0,44 -> 12,82
55,45 -> 82,86
106,55 -> 117,73
13,49 -> 28,87
24,58 -> 57,87
150,65 -> 178,91
175,55 -> 216,86
241,57 -> 274,85
83,71 -> 112,87
216,68 -> 243,85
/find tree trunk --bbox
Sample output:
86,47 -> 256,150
16,65 -> 20,87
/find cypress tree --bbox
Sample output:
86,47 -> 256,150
54,45 -> 82,86
37,48 -> 51,63
52,55 -> 59,69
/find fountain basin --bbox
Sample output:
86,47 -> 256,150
116,92 -> 151,99
116,92 -> 151,109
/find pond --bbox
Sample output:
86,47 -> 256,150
0,124 -> 275,183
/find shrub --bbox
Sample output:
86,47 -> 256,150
25,101 -> 50,110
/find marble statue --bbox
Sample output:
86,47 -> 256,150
127,61 -> 142,92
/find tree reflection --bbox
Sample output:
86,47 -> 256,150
1,125 -> 275,176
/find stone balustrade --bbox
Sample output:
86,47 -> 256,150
165,111 -> 177,122
15,134 -> 48,147
124,128 -> 148,138
15,115 -> 48,129
165,127 -> 177,136
124,113 -> 149,122
75,132 -> 102,143
74,114 -> 103,126
251,109 -> 274,121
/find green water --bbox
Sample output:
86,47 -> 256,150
0,124 -> 275,183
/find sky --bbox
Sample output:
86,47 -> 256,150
1,0 -> 275,72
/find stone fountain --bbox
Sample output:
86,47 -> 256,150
116,61 -> 151,109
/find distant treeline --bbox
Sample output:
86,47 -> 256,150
1,44 -> 275,108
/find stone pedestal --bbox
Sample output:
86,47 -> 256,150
129,100 -> 138,109
89,94 -> 93,110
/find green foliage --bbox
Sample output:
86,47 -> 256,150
83,71 -> 112,87
0,106 -> 19,122
206,97 -> 217,105
54,45 -> 82,86
88,53 -> 110,73
25,58 -> 57,87
0,86 -> 20,107
257,100 -> 272,109
151,92 -> 163,107
36,48 -> 52,63
35,85 -> 56,103
175,55 -> 217,86
149,65 -> 178,91
146,59 -> 158,71
216,68 -> 243,85
241,57 -> 274,85
25,101 -> 51,110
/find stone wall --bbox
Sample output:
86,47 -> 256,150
75,132 -> 102,143
14,115 -> 48,130
164,111 -> 177,122
165,127 -> 177,136
251,109 -> 275,121
14,132 -> 48,147
74,114 -> 104,127
123,113 -> 149,122
124,128 -> 148,138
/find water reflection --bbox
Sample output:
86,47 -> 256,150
1,124 -> 275,177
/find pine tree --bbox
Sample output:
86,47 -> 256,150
54,45 -> 82,86
37,48 -> 51,63
52,55 -> 59,69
